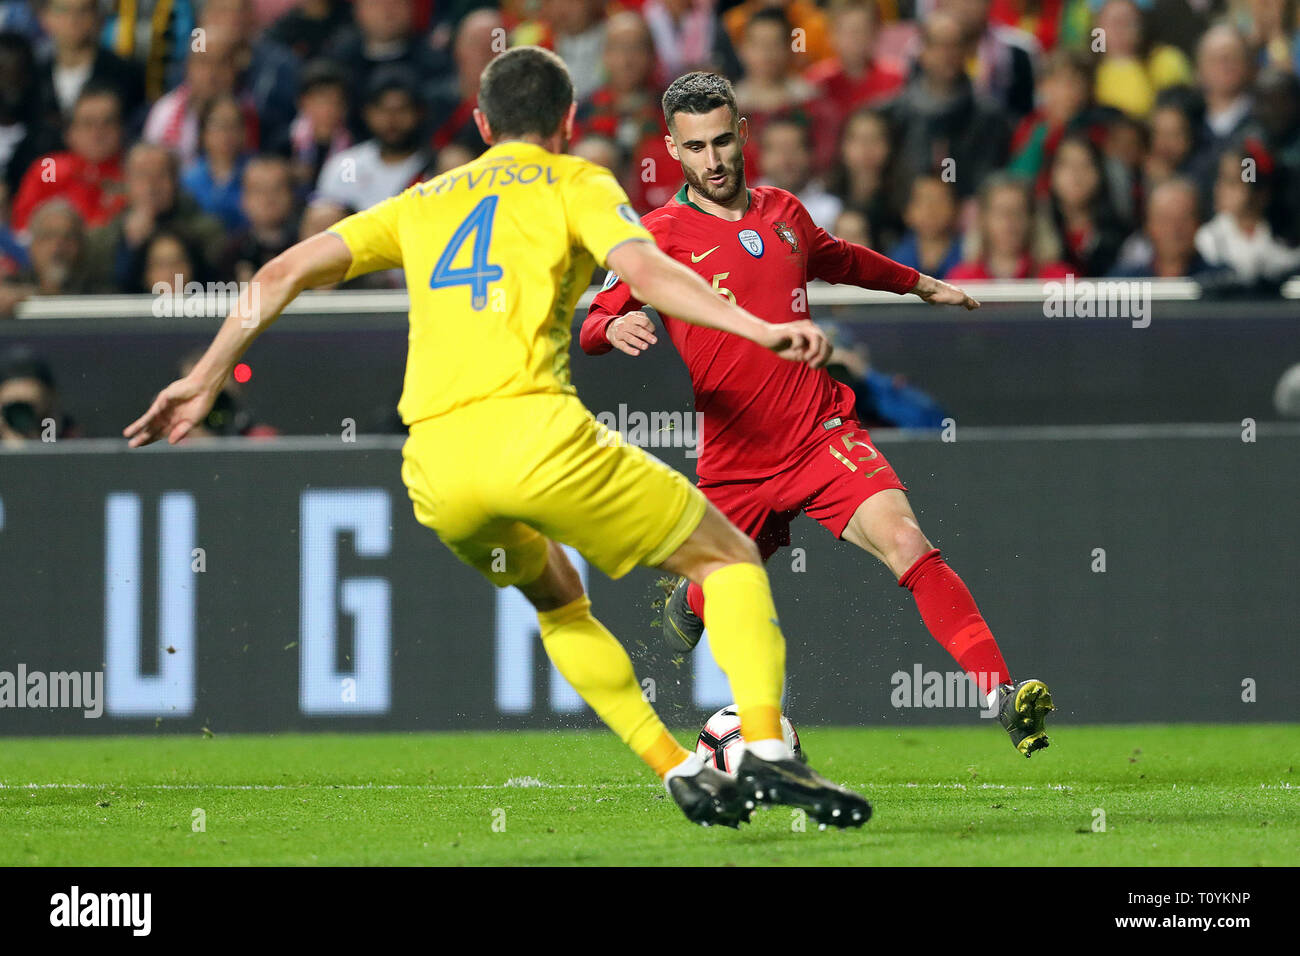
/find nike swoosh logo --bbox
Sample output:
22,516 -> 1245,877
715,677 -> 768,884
690,246 -> 720,263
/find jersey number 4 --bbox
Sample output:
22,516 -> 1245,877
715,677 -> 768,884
430,195 -> 504,311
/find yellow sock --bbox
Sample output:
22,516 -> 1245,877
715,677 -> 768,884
700,562 -> 786,742
538,595 -> 689,778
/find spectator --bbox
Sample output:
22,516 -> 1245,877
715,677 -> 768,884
221,156 -> 298,283
831,205 -> 871,245
1187,23 -> 1260,200
35,0 -> 144,124
101,0 -> 200,102
323,0 -> 449,140
1092,0 -> 1194,119
805,0 -> 905,156
0,31 -> 61,200
427,9 -> 503,156
825,106 -> 905,250
827,334 -> 952,429
142,36 -> 258,166
316,67 -> 428,213
575,11 -> 662,160
198,0 -> 302,148
138,228 -> 200,293
543,0 -> 609,104
642,0 -> 741,81
734,9 -> 817,115
181,94 -> 251,230
267,0 -> 352,62
1253,66 -> 1300,244
1104,111 -> 1151,225
1044,131 -> 1128,275
949,174 -> 1070,279
1109,177 -> 1223,277
888,174 -> 964,277
942,0 -> 1038,119
1007,49 -> 1102,197
1144,87 -> 1201,186
285,60 -> 354,194
83,142 -> 225,293
758,116 -> 842,229
1239,0 -> 1300,71
733,8 -> 834,179
11,84 -> 127,232
572,133 -> 622,172
3,199 -> 104,315
1194,143 -> 1300,284
724,0 -> 834,68
881,10 -> 1011,198
0,346 -> 78,442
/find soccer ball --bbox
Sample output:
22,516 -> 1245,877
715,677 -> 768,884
695,705 -> 802,774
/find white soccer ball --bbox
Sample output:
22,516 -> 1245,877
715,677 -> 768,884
695,705 -> 802,774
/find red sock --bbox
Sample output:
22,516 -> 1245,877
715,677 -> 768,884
899,549 -> 1011,696
686,580 -> 705,620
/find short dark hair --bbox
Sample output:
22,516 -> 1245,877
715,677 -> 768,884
299,59 -> 349,98
478,46 -> 574,140
365,65 -> 421,108
662,71 -> 737,131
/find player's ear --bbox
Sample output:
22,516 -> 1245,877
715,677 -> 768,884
472,108 -> 493,146
664,131 -> 679,162
562,101 -> 577,144
737,116 -> 749,147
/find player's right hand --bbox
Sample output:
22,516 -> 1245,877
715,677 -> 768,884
762,319 -> 832,368
605,311 -> 658,356
123,374 -> 220,448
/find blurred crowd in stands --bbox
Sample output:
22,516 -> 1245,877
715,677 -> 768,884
0,0 -> 1298,321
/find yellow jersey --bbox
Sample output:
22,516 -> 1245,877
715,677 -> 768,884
329,141 -> 652,425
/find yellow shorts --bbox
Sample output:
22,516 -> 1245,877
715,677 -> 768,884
400,392 -> 707,586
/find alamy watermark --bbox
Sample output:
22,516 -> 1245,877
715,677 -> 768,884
151,277 -> 261,321
595,404 -> 704,459
890,665 -> 1001,718
0,664 -> 103,718
1042,275 -> 1152,328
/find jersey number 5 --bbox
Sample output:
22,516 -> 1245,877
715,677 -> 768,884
430,195 -> 504,311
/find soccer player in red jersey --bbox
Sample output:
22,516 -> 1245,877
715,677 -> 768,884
583,72 -> 1054,757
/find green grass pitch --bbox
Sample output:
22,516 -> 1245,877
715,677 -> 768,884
1,724 -> 1295,866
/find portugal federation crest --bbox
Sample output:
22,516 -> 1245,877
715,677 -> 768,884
738,228 -> 764,257
773,221 -> 800,253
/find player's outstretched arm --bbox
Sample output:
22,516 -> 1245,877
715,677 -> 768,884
909,273 -> 981,310
606,240 -> 831,368
123,233 -> 353,447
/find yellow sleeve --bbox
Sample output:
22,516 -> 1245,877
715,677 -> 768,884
565,162 -> 653,270
328,194 -> 404,280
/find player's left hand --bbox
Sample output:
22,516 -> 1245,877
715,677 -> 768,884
123,374 -> 221,447
912,274 -> 980,310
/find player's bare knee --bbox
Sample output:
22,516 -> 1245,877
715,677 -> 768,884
887,519 -> 932,576
520,542 -> 585,611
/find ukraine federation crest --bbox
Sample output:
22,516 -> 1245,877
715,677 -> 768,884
738,228 -> 764,257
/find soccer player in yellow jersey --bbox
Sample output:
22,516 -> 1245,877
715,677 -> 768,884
124,47 -> 870,830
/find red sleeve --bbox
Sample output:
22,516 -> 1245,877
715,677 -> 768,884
799,201 -> 920,294
582,270 -> 647,354
582,211 -> 673,354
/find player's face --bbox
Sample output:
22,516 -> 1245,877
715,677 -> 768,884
667,107 -> 748,206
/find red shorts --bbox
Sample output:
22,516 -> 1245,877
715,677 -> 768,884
697,420 -> 907,560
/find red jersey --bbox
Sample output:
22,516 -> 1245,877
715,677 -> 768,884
583,185 -> 919,480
